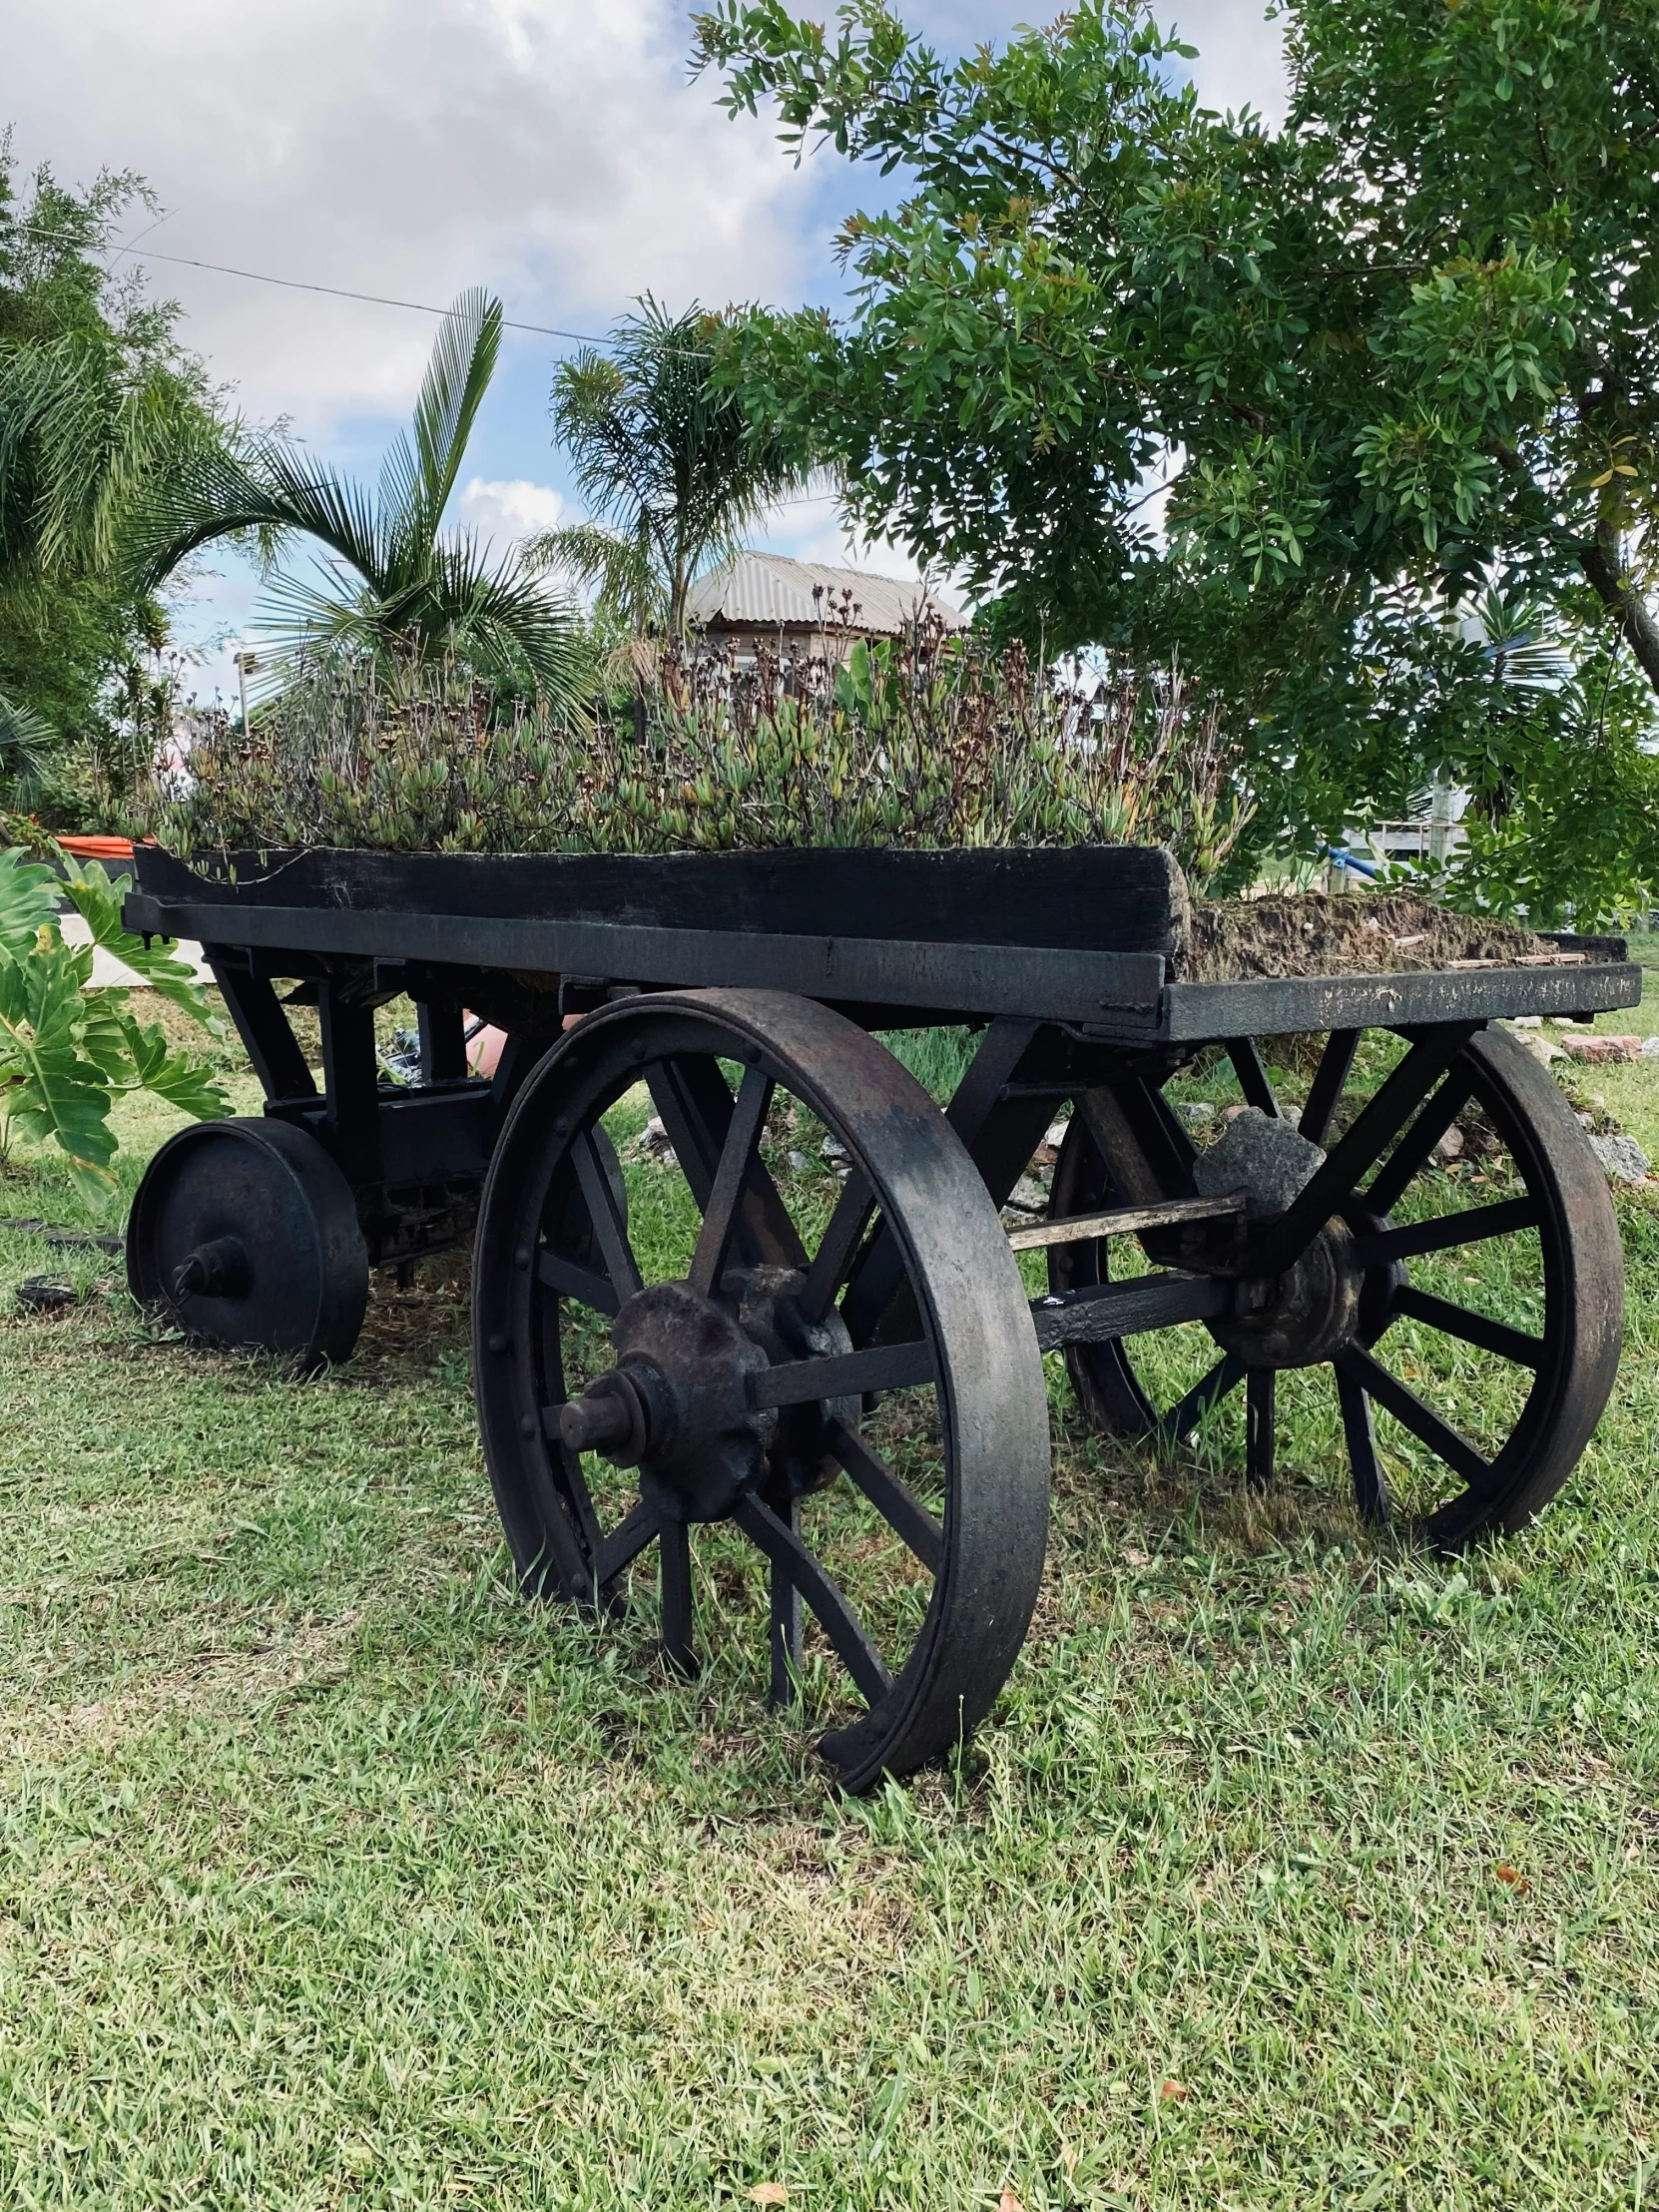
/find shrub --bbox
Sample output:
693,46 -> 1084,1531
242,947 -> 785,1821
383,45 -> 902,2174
0,849 -> 227,1207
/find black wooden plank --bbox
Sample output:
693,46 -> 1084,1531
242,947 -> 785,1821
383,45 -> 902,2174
1029,1271 -> 1230,1352
125,894 -> 1167,1026
1163,964 -> 1639,1036
131,840 -> 1186,954
133,847 -> 1641,1032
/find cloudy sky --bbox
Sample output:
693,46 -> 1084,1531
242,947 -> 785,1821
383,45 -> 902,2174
5,0 -> 1288,695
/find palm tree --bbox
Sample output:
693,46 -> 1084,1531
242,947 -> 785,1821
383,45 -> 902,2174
2,173 -> 227,801
534,296 -> 811,639
127,289 -> 583,704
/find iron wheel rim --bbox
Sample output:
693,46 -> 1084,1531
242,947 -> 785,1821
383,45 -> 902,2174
472,988 -> 1050,1789
1047,1024 -> 1623,1547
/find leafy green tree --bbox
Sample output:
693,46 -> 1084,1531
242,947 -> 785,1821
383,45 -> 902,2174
0,847 -> 227,1207
128,288 -> 584,705
693,1 -> 1659,893
535,295 -> 811,639
0,153 -> 221,817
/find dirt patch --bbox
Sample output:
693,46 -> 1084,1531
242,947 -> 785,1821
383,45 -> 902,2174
1184,892 -> 1558,981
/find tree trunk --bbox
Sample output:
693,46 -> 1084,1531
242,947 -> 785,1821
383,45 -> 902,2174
1578,521 -> 1659,696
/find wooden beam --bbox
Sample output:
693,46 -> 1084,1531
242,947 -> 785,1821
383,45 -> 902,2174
1006,1191 -> 1246,1253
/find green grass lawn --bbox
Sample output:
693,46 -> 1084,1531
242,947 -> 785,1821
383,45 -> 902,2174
1,1015 -> 1657,2210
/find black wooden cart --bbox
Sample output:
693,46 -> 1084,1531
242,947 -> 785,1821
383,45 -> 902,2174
123,843 -> 1639,1788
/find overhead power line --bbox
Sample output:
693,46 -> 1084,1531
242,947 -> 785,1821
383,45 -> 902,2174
9,219 -> 844,511
17,220 -> 617,345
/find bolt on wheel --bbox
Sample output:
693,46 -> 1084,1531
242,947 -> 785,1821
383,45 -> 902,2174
1048,1025 -> 1622,1546
472,988 -> 1050,1790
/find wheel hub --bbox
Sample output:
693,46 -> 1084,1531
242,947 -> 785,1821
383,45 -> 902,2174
558,1266 -> 855,1522
1211,1219 -> 1365,1370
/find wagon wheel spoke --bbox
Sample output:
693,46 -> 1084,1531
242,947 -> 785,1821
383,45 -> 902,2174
1336,1344 -> 1495,1497
1337,1367 -> 1389,1525
1353,1197 -> 1538,1266
647,1054 -> 808,1272
1386,1284 -> 1545,1368
688,1065 -> 775,1296
1300,1028 -> 1359,1146
1226,1036 -> 1281,1119
751,1340 -> 935,1409
1245,1368 -> 1276,1489
569,1126 -> 642,1301
1243,1026 -> 1478,1277
592,1497 -> 665,1588
802,1170 -> 877,1322
734,1495 -> 893,1709
659,1518 -> 697,1677
1365,1066 -> 1477,1217
764,1483 -> 805,1707
827,1416 -> 944,1574
1159,1354 -> 1247,1444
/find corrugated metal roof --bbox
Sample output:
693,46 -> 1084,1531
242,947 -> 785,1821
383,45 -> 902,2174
685,552 -> 965,637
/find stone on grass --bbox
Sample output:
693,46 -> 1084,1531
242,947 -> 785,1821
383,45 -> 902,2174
1642,1035 -> 1659,1059
1559,1033 -> 1643,1064
1192,1106 -> 1326,1220
1589,1133 -> 1652,1185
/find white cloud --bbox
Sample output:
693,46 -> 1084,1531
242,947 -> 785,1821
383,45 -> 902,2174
456,476 -> 568,544
5,0 -> 822,431
6,0 -> 1288,673
1175,2 -> 1290,126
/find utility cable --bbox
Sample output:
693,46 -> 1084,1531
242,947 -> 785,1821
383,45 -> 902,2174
8,220 -> 849,512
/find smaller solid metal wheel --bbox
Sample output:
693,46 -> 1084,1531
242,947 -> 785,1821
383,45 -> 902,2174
1048,1024 -> 1623,1547
472,987 -> 1051,1790
128,1117 -> 369,1373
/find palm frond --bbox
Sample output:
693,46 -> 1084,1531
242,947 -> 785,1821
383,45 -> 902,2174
124,435 -> 387,595
548,295 -> 815,634
381,288 -> 503,555
527,521 -> 666,635
423,535 -> 586,705
123,285 -> 579,700
0,327 -> 223,576
0,690 -> 55,807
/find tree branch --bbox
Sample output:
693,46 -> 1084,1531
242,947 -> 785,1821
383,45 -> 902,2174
1579,521 -> 1659,698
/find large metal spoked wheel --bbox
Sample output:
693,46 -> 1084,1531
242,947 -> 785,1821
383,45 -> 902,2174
128,1116 -> 369,1373
1048,1024 -> 1623,1548
472,988 -> 1050,1790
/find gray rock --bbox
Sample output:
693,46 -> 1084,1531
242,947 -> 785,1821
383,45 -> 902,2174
1002,1174 -> 1051,1217
1589,1132 -> 1651,1186
1191,1106 -> 1327,1220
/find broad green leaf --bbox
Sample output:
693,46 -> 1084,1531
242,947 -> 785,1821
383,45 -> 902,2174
0,847 -> 62,961
61,857 -> 223,1031
122,1015 -> 230,1121
0,942 -> 121,1203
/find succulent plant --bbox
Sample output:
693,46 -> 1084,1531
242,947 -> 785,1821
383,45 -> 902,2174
145,624 -> 1254,886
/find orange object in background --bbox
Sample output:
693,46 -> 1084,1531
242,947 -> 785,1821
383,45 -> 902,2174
466,1021 -> 509,1078
465,1013 -> 584,1078
55,834 -> 136,861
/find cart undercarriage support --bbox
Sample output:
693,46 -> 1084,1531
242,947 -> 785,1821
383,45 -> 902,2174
119,843 -> 1640,1786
